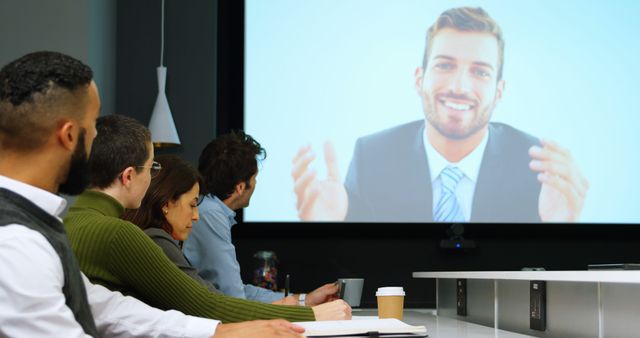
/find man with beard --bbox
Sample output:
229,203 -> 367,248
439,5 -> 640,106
292,6 -> 589,223
0,51 -> 305,338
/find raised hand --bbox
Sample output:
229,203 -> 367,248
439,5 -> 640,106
529,139 -> 589,222
291,142 -> 348,221
311,299 -> 352,321
214,319 -> 305,338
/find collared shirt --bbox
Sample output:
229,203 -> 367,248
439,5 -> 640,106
422,128 -> 489,221
0,175 -> 218,338
183,195 -> 284,303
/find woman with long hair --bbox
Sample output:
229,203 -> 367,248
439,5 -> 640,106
122,154 -> 220,292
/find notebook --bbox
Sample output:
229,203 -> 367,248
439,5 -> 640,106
294,318 -> 427,337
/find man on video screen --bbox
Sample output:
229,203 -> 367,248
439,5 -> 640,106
292,6 -> 588,223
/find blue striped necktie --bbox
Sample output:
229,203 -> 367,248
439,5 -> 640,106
434,166 -> 465,222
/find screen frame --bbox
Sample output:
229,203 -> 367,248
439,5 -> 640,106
217,0 -> 640,241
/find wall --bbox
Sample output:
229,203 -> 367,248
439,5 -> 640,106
0,0 -> 116,117
116,0 -> 217,165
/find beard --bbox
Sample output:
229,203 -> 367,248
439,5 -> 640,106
58,130 -> 91,196
423,91 -> 495,140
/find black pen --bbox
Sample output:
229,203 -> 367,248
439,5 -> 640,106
285,274 -> 290,297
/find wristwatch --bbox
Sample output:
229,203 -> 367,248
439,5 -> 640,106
298,293 -> 306,306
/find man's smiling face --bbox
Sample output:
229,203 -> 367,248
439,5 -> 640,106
417,28 -> 504,140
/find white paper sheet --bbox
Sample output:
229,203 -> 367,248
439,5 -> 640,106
294,318 -> 427,337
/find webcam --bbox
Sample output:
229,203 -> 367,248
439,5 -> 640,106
440,223 -> 476,250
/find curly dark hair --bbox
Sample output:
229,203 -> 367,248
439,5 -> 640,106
122,154 -> 203,236
0,51 -> 93,151
198,130 -> 266,200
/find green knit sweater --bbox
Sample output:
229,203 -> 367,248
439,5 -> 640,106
64,190 -> 315,323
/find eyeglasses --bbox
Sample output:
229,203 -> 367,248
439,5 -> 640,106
137,161 -> 162,178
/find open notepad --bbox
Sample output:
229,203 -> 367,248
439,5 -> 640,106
294,318 -> 427,337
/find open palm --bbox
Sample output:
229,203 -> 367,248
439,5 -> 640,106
538,181 -> 575,221
292,142 -> 347,221
530,139 -> 588,222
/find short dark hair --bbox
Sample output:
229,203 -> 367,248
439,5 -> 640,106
88,114 -> 151,189
122,154 -> 202,235
198,130 -> 266,200
422,7 -> 505,81
0,51 -> 93,151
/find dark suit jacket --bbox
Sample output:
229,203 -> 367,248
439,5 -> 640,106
344,120 -> 541,222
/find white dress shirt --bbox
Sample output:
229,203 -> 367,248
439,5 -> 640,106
422,129 -> 489,221
0,175 -> 219,338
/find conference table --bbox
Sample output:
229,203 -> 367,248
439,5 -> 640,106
352,309 -> 534,338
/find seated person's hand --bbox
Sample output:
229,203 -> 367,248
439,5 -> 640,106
305,282 -> 340,306
312,299 -> 352,321
214,319 -> 304,338
271,282 -> 339,306
271,295 -> 299,306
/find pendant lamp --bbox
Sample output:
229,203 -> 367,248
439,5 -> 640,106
148,0 -> 180,147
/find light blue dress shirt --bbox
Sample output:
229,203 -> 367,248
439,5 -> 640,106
183,195 -> 284,303
422,127 -> 489,221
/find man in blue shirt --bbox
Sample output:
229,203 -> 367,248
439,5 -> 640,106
184,131 -> 339,305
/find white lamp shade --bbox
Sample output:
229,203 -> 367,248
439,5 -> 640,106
149,66 -> 181,146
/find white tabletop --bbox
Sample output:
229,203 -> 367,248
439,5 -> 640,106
353,309 -> 534,338
412,270 -> 640,284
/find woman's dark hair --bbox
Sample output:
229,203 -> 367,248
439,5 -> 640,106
122,154 -> 202,235
198,130 -> 266,200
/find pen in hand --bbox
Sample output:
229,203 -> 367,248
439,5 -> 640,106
285,274 -> 290,297
335,280 -> 346,299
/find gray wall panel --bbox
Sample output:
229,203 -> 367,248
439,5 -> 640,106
467,279 -> 495,327
497,281 -> 598,338
0,0 -> 116,119
602,283 -> 640,338
545,282 -> 598,338
438,279 -> 495,327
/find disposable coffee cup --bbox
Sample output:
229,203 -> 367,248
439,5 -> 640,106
337,278 -> 364,307
376,287 -> 405,320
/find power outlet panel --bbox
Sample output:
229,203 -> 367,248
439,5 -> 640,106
530,280 -> 547,331
456,278 -> 467,316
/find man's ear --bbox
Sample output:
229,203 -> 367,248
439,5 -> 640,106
235,181 -> 246,195
414,67 -> 425,94
495,79 -> 506,104
120,167 -> 136,187
57,120 -> 77,151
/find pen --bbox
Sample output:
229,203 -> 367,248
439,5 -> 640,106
285,274 -> 290,297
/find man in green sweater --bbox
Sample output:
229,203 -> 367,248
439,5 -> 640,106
64,114 -> 351,324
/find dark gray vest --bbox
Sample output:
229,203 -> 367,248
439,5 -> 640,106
0,188 -> 99,337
